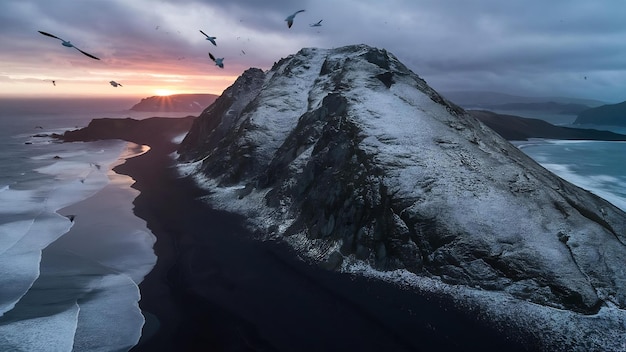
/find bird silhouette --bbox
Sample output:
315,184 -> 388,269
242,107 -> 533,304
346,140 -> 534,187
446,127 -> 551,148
109,81 -> 122,87
285,10 -> 305,28
209,52 -> 224,68
310,19 -> 323,27
199,30 -> 217,46
38,31 -> 100,60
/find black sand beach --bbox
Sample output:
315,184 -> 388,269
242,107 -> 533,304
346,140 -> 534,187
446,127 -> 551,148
63,117 -> 539,352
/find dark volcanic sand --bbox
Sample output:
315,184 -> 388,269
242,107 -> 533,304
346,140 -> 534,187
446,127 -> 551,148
69,117 -> 540,352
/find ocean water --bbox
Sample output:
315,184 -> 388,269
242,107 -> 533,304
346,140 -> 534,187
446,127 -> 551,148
518,139 -> 626,211
0,98 -> 175,351
514,121 -> 626,212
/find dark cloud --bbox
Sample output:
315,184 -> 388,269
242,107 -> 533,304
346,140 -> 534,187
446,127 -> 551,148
1,0 -> 626,101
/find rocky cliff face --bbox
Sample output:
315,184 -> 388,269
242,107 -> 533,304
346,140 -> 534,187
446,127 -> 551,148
178,45 -> 626,317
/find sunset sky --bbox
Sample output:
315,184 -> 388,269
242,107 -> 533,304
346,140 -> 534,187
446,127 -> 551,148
1,0 -> 626,102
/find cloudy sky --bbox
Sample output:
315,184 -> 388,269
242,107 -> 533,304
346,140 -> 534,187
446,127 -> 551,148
1,0 -> 625,102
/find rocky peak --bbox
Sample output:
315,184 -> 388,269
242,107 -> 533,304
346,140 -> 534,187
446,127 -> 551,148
177,44 -> 626,316
178,68 -> 265,161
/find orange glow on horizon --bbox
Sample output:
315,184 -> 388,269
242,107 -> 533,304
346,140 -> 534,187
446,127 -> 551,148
154,89 -> 176,96
0,62 -> 241,99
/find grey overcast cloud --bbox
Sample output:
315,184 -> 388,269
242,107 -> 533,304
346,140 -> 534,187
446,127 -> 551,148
1,0 -> 625,101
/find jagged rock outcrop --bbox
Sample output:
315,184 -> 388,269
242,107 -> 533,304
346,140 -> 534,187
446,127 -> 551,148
178,44 -> 626,315
178,69 -> 265,161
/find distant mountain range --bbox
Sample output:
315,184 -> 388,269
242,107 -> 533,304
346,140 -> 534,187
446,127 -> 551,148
574,101 -> 626,127
478,101 -> 590,115
130,94 -> 218,112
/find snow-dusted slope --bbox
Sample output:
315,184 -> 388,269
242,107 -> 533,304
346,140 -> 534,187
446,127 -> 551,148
178,44 -> 626,350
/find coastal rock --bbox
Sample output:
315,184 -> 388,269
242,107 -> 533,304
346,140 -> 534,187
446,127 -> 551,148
130,94 -> 218,112
469,110 -> 626,141
574,101 -> 626,126
178,44 -> 626,315
60,116 -> 195,146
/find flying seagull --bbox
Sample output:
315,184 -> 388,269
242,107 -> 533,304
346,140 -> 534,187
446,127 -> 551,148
310,19 -> 323,27
285,10 -> 305,28
208,52 -> 224,68
109,81 -> 122,87
199,30 -> 217,46
38,31 -> 100,60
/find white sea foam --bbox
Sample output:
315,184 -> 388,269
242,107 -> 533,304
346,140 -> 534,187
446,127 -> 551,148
0,234 -> 149,352
0,140 -> 130,319
0,219 -> 35,256
0,179 -> 109,317
541,163 -> 626,211
0,212 -> 73,316
0,301 -> 79,352
516,139 -> 626,212
72,273 -> 144,352
0,188 -> 48,215
1,103 -> 162,343
171,132 -> 188,144
56,163 -> 157,284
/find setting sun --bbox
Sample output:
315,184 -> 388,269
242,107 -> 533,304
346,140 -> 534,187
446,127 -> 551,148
154,89 -> 175,96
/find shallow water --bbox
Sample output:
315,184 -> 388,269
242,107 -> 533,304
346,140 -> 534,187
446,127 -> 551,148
518,139 -> 626,211
503,112 -> 626,211
0,99 -> 162,351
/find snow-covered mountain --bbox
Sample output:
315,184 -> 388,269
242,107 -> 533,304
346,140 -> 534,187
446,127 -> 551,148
177,44 -> 626,350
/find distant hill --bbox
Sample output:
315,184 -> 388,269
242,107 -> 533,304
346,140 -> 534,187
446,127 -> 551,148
469,110 -> 626,141
480,102 -> 590,115
574,101 -> 626,127
443,90 -> 606,109
130,94 -> 218,112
